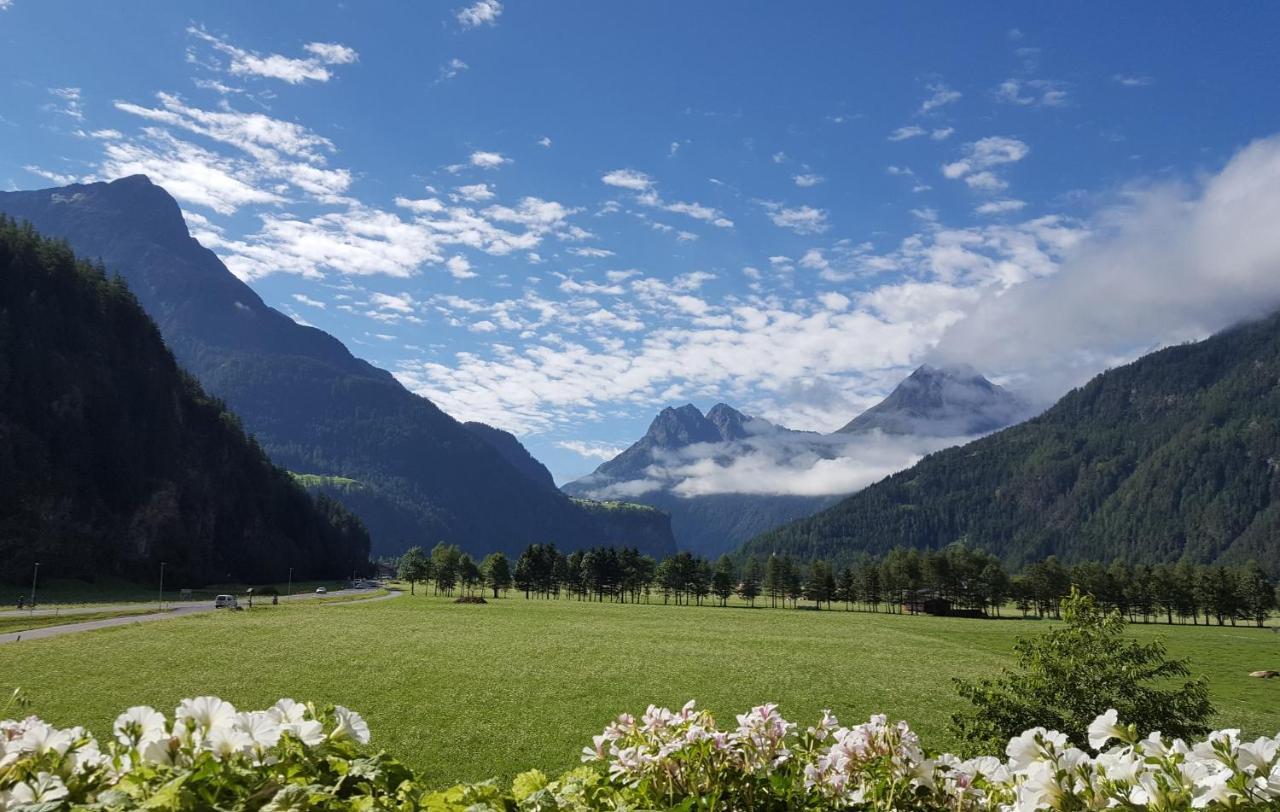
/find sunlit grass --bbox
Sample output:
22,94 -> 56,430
1,591 -> 1275,788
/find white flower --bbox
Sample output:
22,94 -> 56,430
16,720 -> 73,755
269,698 -> 307,725
330,706 -> 370,745
114,705 -> 167,747
139,737 -> 176,765
176,696 -> 237,734
1005,727 -> 1064,769
204,725 -> 252,759
235,711 -> 283,750
1087,708 -> 1126,750
10,771 -> 69,804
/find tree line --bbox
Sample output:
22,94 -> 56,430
395,541 -> 1278,627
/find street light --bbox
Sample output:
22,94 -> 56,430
158,562 -> 166,612
29,562 -> 39,617
287,567 -> 293,598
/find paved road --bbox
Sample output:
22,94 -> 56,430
0,589 -> 401,645
0,589 -> 363,618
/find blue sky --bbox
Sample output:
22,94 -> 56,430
4,2 -> 1280,485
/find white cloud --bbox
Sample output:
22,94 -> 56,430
793,173 -> 824,187
456,0 -> 502,28
292,293 -> 326,309
995,78 -> 1068,107
557,440 -> 625,461
469,150 -> 511,169
942,136 -> 1029,191
931,127 -> 955,140
760,202 -> 829,234
567,246 -> 614,258
1112,74 -> 1154,88
46,87 -> 84,121
975,199 -> 1027,216
454,183 -> 494,202
888,125 -> 925,142
537,136 -> 552,148
605,168 -> 733,228
601,168 -> 653,191
187,27 -> 358,84
919,83 -> 961,113
936,134 -> 1280,402
438,58 -> 469,82
446,254 -> 477,279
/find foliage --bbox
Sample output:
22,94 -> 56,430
743,310 -> 1280,575
0,217 -> 370,586
5,696 -> 1280,810
952,589 -> 1214,754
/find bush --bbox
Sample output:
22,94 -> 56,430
950,587 -> 1213,754
2,695 -> 1277,810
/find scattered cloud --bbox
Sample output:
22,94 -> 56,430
975,199 -> 1027,216
760,202 -> 829,234
438,58 -> 469,82
456,0 -> 502,28
187,27 -> 358,85
537,136 -> 552,148
557,440 -> 625,461
46,87 -> 84,121
942,136 -> 1030,191
995,78 -> 1068,107
469,150 -> 511,169
1112,74 -> 1154,88
888,125 -> 925,142
601,168 -> 653,191
918,83 -> 961,114
793,173 -> 824,187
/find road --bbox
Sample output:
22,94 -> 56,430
0,589 -> 401,645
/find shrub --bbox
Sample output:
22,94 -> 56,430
950,587 -> 1213,754
2,696 -> 1278,810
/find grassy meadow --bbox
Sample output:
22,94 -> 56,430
1,590 -> 1276,788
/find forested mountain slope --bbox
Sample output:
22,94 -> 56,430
742,312 -> 1280,573
0,218 -> 370,585
0,177 -> 675,559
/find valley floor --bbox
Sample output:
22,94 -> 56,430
0,590 -> 1275,788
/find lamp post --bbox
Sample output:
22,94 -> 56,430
29,562 -> 39,617
287,567 -> 293,598
158,562 -> 166,612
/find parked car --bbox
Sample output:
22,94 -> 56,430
315,587 -> 327,594
214,594 -> 238,609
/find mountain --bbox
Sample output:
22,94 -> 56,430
462,422 -> 556,490
741,312 -> 1280,574
836,364 -> 1030,437
564,370 -> 1030,558
0,217 -> 370,585
0,177 -> 675,560
563,404 -> 839,557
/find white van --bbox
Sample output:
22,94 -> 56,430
214,594 -> 238,609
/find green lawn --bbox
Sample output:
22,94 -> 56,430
0,592 -> 1276,788
0,607 -> 169,635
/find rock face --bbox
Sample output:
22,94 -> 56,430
0,177 -> 676,560
837,364 -> 1031,437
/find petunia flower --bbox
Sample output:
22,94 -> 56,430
330,705 -> 370,745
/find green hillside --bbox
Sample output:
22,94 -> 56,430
742,312 -> 1280,574
0,218 -> 370,585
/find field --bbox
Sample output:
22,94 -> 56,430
1,590 -> 1276,788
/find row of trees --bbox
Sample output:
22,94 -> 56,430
396,542 -> 1278,627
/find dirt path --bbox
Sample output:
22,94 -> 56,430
0,590 -> 402,645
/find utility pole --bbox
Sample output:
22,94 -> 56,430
158,562 -> 166,612
29,562 -> 39,617
287,567 -> 293,597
